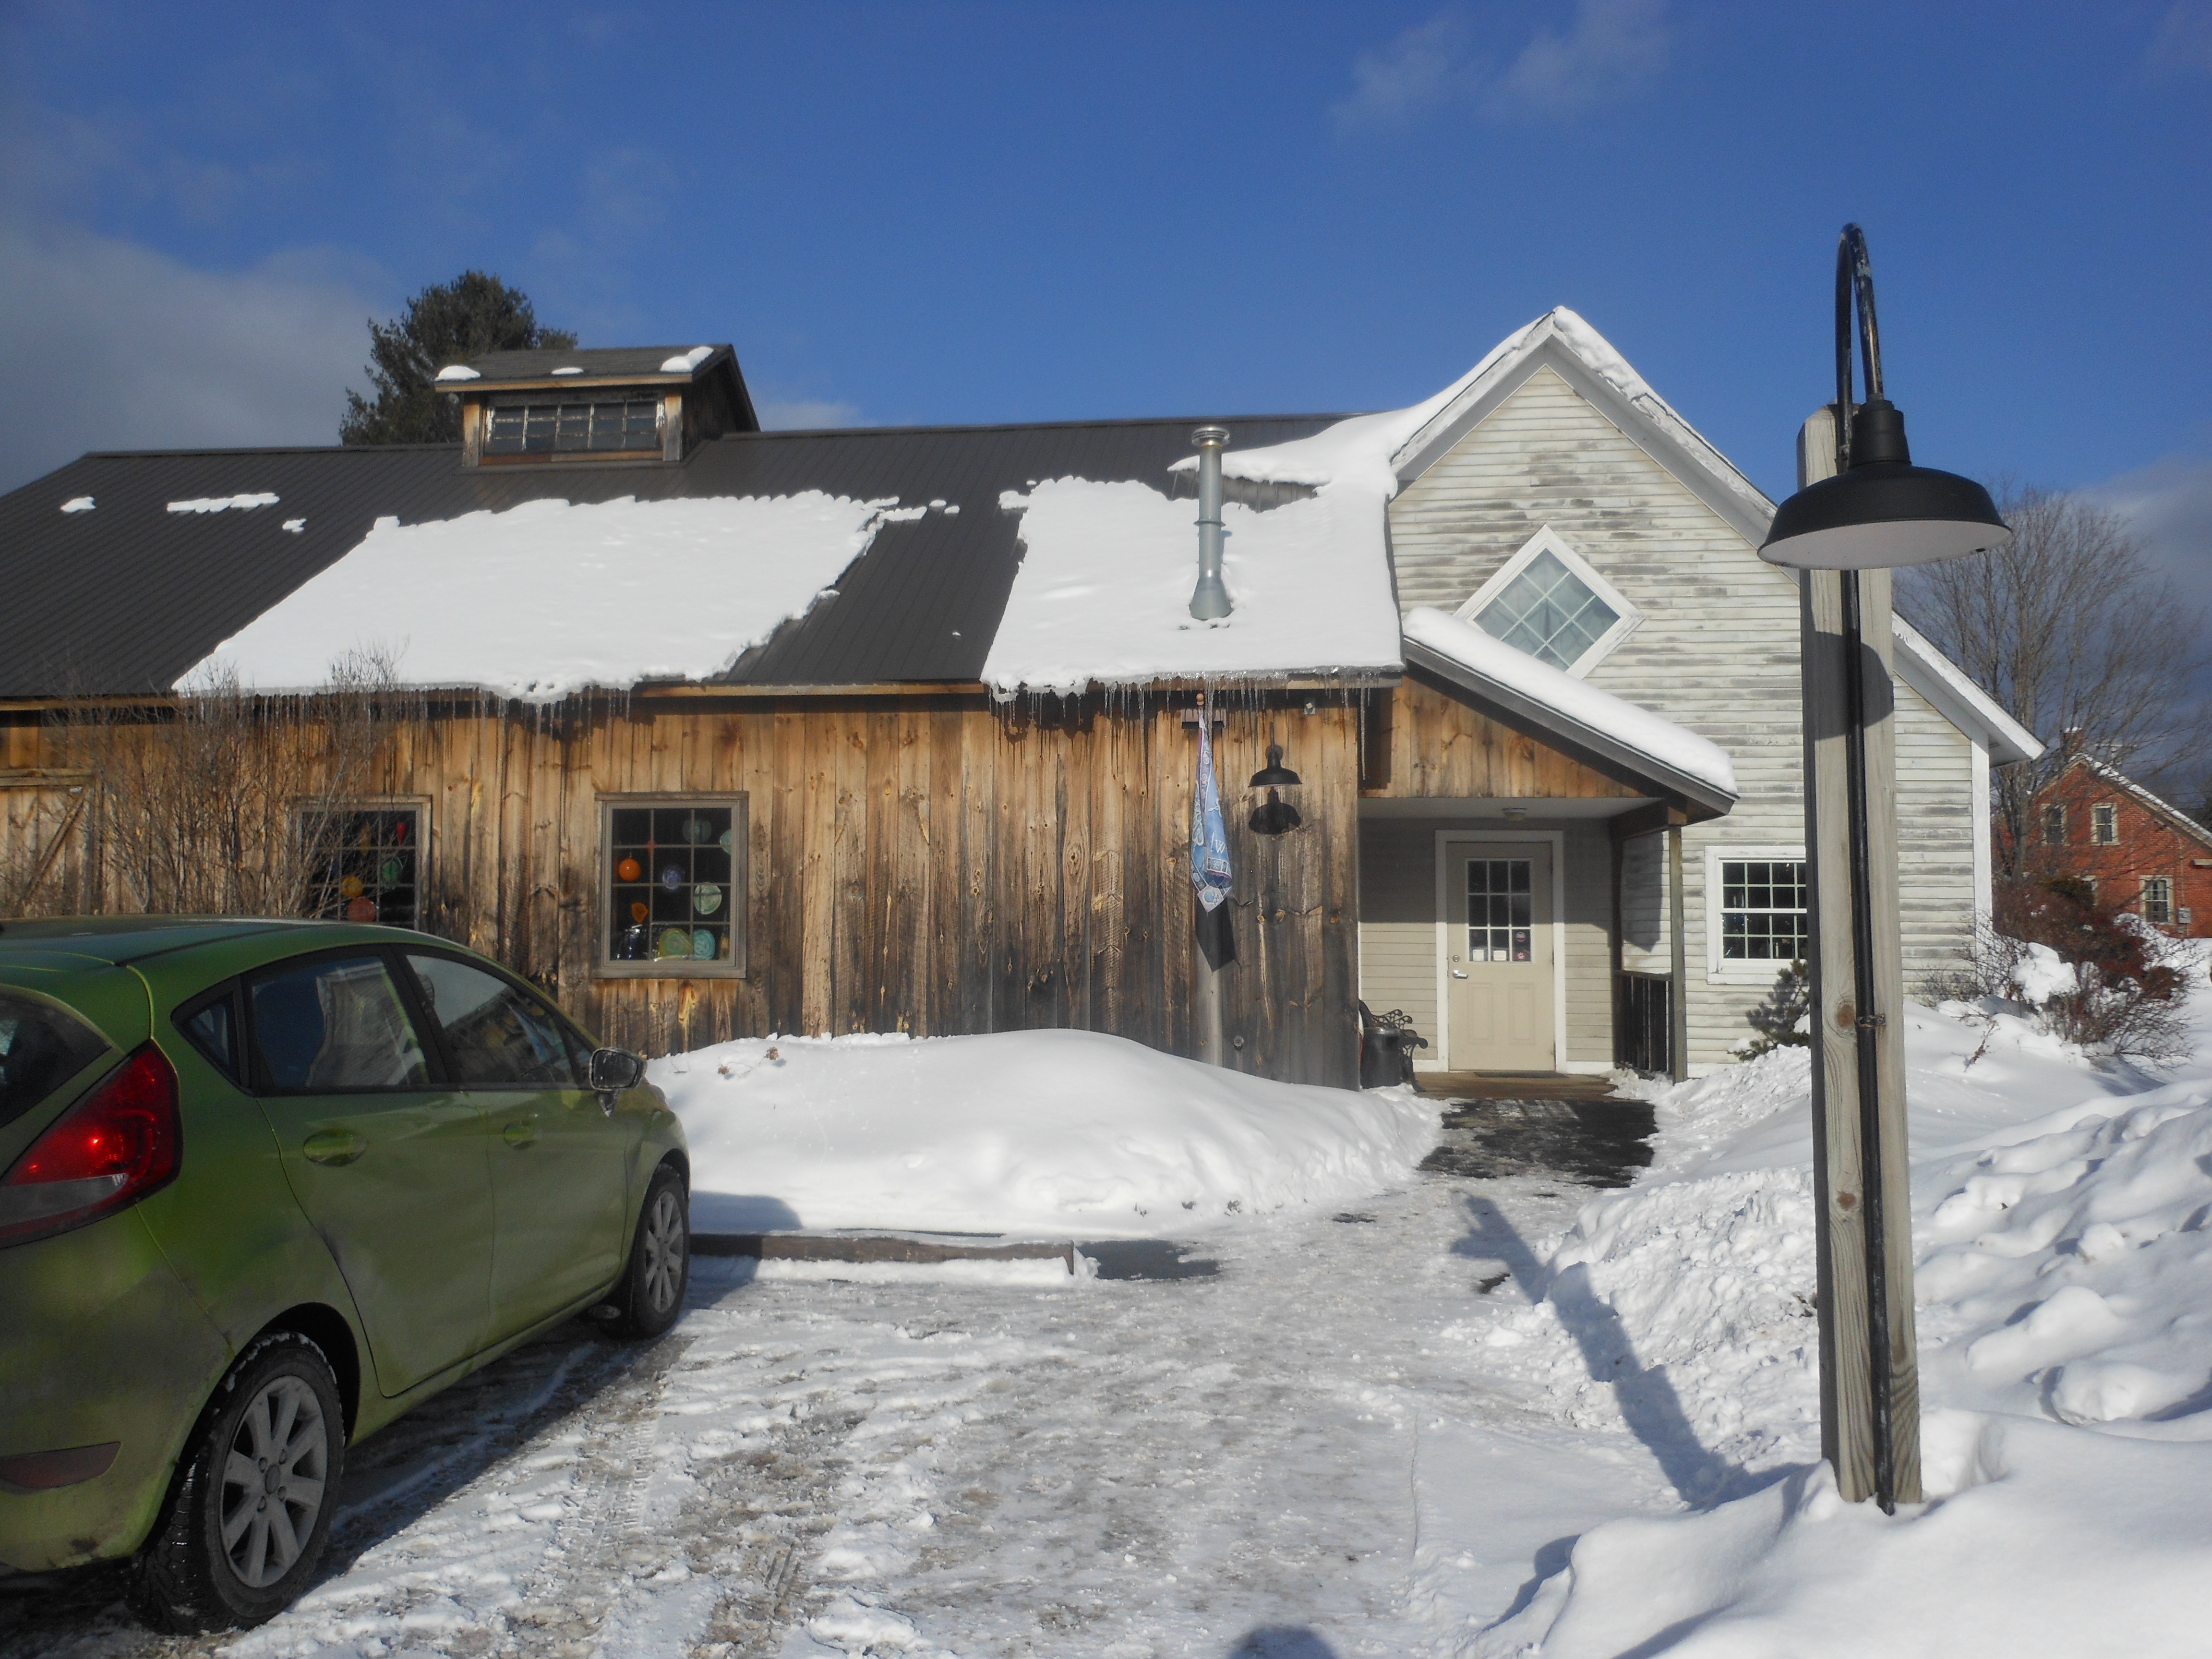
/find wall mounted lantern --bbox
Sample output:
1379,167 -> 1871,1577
1248,741 -> 1302,836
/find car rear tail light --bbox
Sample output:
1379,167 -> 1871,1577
0,1044 -> 180,1249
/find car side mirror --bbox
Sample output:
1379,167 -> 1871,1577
589,1047 -> 646,1108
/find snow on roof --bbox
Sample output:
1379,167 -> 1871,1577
168,493 -> 278,514
185,493 -> 894,702
2070,755 -> 2212,851
979,478 -> 1404,697
1166,308 -> 1769,527
433,363 -> 480,383
660,346 -> 715,374
59,496 -> 93,513
1402,606 -> 1739,806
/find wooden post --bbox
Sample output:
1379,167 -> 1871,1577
1798,406 -> 1922,1506
1666,824 -> 1689,1082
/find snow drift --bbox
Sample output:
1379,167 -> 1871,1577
649,1028 -> 1439,1238
1469,951 -> 2212,1656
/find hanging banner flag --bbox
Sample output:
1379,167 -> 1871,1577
1190,695 -> 1233,913
1190,692 -> 1238,973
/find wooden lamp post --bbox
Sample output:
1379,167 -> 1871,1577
1759,225 -> 2012,1512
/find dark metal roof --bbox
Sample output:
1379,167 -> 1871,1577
0,415 -> 1339,697
456,344 -> 731,383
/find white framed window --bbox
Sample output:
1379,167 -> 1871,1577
2091,803 -> 2118,845
1454,525 -> 1642,678
2041,803 -> 2066,845
2142,876 -> 2174,926
1704,844 -> 1809,982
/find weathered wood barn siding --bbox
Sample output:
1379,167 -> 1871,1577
2,694 -> 1365,1086
1382,361 -> 1986,1070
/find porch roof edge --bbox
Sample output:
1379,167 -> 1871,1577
1401,633 -> 1739,817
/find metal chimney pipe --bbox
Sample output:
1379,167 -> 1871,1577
1189,426 -> 1232,620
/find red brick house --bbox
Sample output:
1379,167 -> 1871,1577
2024,755 -> 2212,938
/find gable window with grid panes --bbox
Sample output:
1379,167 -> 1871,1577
1455,525 -> 1642,677
299,803 -> 427,929
598,796 -> 747,977
1704,846 -> 1809,981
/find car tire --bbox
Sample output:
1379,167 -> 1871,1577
606,1161 -> 690,1340
128,1331 -> 346,1632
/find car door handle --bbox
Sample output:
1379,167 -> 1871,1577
302,1129 -> 368,1166
502,1119 -> 540,1148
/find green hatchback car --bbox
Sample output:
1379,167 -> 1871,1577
0,917 -> 691,1630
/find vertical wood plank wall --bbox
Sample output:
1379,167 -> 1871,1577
3,697 -> 1363,1086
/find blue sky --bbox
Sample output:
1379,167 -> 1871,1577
4,0 -> 2210,591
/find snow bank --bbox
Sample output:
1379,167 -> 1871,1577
185,492 -> 892,700
981,479 -> 1404,696
649,1028 -> 1439,1238
1472,955 -> 2212,1655
1403,606 -> 1739,800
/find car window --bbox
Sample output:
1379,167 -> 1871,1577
0,992 -> 112,1130
403,953 -> 581,1088
175,986 -> 242,1083
248,955 -> 429,1092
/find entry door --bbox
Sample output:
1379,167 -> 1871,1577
1444,842 -> 1556,1072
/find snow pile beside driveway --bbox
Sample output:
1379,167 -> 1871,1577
651,1028 -> 1438,1238
1472,953 -> 2212,1656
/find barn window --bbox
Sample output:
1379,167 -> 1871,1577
2042,804 -> 2066,845
2142,876 -> 2174,926
300,804 -> 426,929
483,397 -> 662,456
597,795 -> 747,978
1705,846 -> 1808,980
2091,803 -> 2118,844
1455,526 -> 1641,677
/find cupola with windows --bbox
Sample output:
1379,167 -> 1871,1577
433,344 -> 760,467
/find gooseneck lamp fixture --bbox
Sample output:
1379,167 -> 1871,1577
1763,227 -> 2012,1518
1760,229 -> 2012,571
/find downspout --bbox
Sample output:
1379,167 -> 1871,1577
1189,427 -> 1232,620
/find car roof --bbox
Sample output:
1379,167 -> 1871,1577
0,916 -> 415,968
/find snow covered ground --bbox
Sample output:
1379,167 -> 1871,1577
651,1029 -> 1439,1238
11,967 -> 2212,1658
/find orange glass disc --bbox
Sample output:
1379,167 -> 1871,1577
616,857 -> 642,881
630,901 -> 649,923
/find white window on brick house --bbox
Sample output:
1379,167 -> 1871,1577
2092,803 -> 2118,844
1455,526 -> 1642,678
2142,876 -> 2175,926
2042,804 -> 2066,845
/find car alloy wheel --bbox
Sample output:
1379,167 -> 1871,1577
640,1185 -> 685,1317
218,1374 -> 330,1588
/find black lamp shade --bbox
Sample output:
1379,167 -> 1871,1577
1249,744 -> 1301,789
1761,462 -> 2012,570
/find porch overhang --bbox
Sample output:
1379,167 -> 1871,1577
1400,638 -> 1738,821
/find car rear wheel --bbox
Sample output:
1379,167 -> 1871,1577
606,1162 -> 689,1339
129,1332 -> 345,1631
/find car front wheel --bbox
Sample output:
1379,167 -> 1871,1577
606,1162 -> 689,1340
130,1332 -> 345,1631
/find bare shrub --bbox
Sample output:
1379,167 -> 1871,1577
17,652 -> 409,920
1929,877 -> 2193,1067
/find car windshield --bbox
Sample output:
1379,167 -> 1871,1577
0,992 -> 112,1131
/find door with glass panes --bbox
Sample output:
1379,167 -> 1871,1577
1442,841 -> 1555,1072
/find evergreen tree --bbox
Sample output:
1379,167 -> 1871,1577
339,272 -> 577,445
